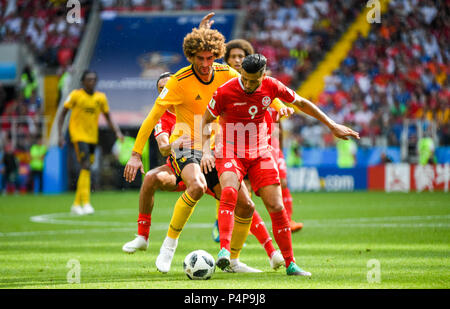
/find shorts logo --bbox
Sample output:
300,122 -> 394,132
224,162 -> 233,168
262,96 -> 271,107
180,157 -> 187,163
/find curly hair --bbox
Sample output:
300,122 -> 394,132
224,39 -> 254,64
183,27 -> 226,61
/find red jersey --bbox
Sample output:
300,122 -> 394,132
207,76 -> 296,158
154,109 -> 176,138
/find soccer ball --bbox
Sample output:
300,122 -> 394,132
183,250 -> 215,280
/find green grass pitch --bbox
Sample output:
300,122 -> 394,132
0,191 -> 448,289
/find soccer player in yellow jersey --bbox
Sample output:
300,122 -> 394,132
124,26 -> 292,273
57,70 -> 123,215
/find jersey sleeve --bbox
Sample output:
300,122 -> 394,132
100,93 -> 110,113
271,77 -> 296,104
63,90 -> 78,109
154,76 -> 183,106
132,102 -> 168,154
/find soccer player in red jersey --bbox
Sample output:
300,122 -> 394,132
201,54 -> 360,275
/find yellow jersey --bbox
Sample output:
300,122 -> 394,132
64,88 -> 109,144
132,63 -> 239,154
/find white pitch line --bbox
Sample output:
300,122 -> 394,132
0,212 -> 449,238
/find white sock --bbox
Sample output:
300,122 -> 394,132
163,236 -> 178,249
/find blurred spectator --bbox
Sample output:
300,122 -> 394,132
20,65 -> 38,100
336,137 -> 357,168
2,140 -> 19,194
417,128 -> 437,165
29,134 -> 47,194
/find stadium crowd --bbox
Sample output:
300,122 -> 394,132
0,0 -> 91,67
1,0 -> 449,194
239,0 -> 449,151
0,0 -> 93,194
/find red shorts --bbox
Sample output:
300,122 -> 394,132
216,152 -> 280,196
270,146 -> 287,179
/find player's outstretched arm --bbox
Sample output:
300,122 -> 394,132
200,110 -> 216,174
293,94 -> 360,140
123,103 -> 168,182
57,107 -> 70,148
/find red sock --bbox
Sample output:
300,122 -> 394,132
250,210 -> 276,258
137,213 -> 151,240
282,187 -> 293,221
218,187 -> 238,251
270,208 -> 294,267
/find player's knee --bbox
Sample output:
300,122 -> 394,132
235,195 -> 254,218
143,170 -> 159,191
266,202 -> 284,213
187,179 -> 207,200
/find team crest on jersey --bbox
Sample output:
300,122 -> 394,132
262,96 -> 271,107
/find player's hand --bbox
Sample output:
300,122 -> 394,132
278,106 -> 295,118
330,123 -> 360,140
123,152 -> 145,183
201,151 -> 215,174
171,135 -> 193,152
199,12 -> 215,29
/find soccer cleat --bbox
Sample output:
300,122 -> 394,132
212,220 -> 220,243
71,205 -> 84,216
286,262 -> 311,277
226,259 -> 262,273
290,220 -> 303,233
155,238 -> 178,273
82,203 -> 95,215
122,235 -> 148,253
216,248 -> 231,271
269,250 -> 284,270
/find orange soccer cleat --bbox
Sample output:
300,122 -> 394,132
290,220 -> 304,232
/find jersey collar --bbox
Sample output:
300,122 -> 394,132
192,64 -> 215,85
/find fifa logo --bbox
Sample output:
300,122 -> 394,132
366,0 -> 381,24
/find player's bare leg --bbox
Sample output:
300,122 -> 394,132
156,163 -> 207,273
258,184 -> 311,276
123,165 -> 177,253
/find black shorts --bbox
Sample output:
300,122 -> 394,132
73,142 -> 96,166
168,149 -> 219,191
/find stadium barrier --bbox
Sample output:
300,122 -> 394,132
287,164 -> 449,192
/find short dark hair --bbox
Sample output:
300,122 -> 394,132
81,70 -> 97,82
242,54 -> 266,74
224,39 -> 254,64
156,72 -> 172,88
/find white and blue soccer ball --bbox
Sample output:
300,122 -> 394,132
183,250 -> 215,280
